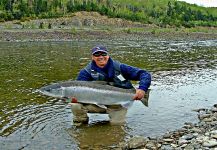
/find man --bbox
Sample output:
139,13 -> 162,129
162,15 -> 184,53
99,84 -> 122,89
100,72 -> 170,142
71,45 -> 151,125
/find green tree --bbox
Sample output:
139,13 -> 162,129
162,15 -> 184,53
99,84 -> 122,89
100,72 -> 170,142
195,10 -> 204,20
167,1 -> 173,17
18,0 -> 28,15
67,0 -> 75,12
5,0 -> 14,12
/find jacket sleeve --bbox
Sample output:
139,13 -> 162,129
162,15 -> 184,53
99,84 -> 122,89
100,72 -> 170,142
120,64 -> 151,92
76,69 -> 93,81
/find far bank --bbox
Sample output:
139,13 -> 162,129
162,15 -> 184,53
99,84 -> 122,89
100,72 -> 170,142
0,11 -> 216,42
0,28 -> 217,42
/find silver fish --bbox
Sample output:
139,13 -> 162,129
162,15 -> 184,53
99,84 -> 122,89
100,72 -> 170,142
38,81 -> 149,106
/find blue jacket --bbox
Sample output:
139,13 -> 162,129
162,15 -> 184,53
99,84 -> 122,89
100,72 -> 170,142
77,58 -> 151,92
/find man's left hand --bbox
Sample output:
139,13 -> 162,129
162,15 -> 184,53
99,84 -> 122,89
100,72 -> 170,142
133,89 -> 145,100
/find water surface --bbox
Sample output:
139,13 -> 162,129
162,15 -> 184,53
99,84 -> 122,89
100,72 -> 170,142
0,40 -> 217,149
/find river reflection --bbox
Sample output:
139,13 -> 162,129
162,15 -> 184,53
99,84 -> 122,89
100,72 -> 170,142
0,40 -> 217,149
68,123 -> 126,149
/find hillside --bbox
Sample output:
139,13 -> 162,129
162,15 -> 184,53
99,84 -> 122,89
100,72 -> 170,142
0,0 -> 216,28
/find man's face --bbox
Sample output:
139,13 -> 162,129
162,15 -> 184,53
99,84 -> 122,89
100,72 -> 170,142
92,52 -> 109,68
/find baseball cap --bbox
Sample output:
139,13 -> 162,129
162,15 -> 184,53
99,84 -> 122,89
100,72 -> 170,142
91,46 -> 108,54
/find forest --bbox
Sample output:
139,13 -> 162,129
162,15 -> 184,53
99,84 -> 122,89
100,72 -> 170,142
0,0 -> 216,27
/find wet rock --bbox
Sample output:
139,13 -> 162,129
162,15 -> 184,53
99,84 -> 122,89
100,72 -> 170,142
192,108 -> 206,112
161,145 -> 173,150
145,141 -> 158,149
211,134 -> 217,139
190,127 -> 203,133
198,121 -> 206,127
190,141 -> 202,149
196,135 -> 209,143
192,133 -> 199,137
125,136 -> 148,149
202,117 -> 213,122
211,107 -> 217,112
177,127 -> 188,133
203,140 -> 217,147
210,130 -> 217,134
170,143 -> 178,148
184,144 -> 195,150
163,138 -> 174,143
178,139 -> 189,145
180,143 -> 188,148
209,121 -> 217,126
198,114 -> 211,120
163,133 -> 172,138
181,134 -> 195,140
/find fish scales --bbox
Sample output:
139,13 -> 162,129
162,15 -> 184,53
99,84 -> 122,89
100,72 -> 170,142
39,81 -> 136,105
65,86 -> 134,105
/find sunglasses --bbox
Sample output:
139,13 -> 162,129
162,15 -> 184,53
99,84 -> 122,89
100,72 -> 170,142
93,52 -> 108,57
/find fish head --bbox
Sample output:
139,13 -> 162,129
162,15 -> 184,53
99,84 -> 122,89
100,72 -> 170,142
38,86 -> 65,98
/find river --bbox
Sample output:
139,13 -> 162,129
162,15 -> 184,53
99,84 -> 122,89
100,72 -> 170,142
0,39 -> 217,149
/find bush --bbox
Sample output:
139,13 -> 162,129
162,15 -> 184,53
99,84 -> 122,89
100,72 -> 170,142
71,27 -> 77,34
39,22 -> 44,29
48,23 -> 52,29
151,29 -> 156,34
12,10 -> 23,20
182,22 -> 195,28
123,28 -> 132,33
0,11 -> 7,20
0,18 -> 5,22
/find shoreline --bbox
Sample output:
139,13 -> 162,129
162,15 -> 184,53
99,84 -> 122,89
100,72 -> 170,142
120,104 -> 217,149
0,11 -> 216,42
0,28 -> 217,42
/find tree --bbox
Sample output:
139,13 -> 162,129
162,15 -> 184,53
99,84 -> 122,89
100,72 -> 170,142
3,0 -> 14,12
18,0 -> 28,15
167,1 -> 173,17
67,0 -> 75,12
195,10 -> 204,20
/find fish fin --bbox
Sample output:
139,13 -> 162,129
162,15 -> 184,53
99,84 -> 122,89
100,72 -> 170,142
140,89 -> 150,107
95,104 -> 107,109
120,100 -> 134,108
90,81 -> 115,86
140,98 -> 148,107
90,81 -> 109,85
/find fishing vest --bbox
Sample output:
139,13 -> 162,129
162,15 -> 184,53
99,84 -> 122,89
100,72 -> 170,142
84,60 -> 134,89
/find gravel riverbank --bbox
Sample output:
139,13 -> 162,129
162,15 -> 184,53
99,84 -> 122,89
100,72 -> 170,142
0,29 -> 217,42
119,104 -> 217,150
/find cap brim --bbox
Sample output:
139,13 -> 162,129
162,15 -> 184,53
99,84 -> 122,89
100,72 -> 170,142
92,50 -> 108,54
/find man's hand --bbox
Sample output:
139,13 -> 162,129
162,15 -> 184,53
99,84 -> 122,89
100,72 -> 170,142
133,89 -> 145,100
